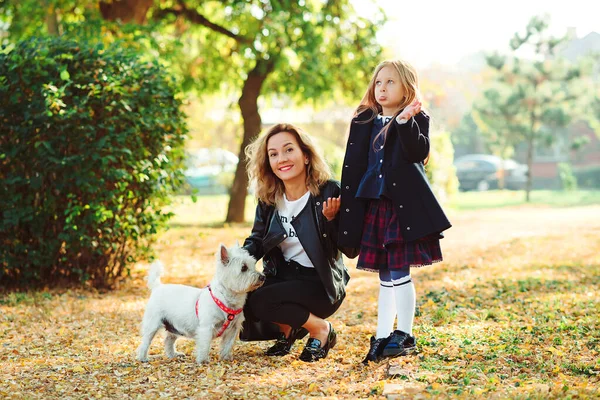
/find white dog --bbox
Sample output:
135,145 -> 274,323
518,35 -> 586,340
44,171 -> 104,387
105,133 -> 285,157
136,244 -> 264,364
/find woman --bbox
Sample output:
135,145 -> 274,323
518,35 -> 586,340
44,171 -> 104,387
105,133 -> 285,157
242,123 -> 355,362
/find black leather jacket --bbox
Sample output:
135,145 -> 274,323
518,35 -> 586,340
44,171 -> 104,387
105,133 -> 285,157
243,180 -> 355,304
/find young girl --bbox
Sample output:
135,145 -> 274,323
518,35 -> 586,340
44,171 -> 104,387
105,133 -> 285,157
337,60 -> 452,363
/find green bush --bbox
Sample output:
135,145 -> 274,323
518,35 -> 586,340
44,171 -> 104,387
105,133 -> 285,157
0,36 -> 187,288
426,130 -> 459,204
558,162 -> 577,191
573,165 -> 600,189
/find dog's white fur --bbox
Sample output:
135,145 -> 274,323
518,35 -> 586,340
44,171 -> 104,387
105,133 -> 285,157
136,244 -> 264,364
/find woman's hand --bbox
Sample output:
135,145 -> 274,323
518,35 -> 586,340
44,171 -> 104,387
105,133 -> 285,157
322,196 -> 341,221
397,100 -> 422,123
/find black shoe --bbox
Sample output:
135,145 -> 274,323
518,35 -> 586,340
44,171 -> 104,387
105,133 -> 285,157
298,323 -> 337,362
382,330 -> 416,358
265,327 -> 309,356
362,336 -> 389,364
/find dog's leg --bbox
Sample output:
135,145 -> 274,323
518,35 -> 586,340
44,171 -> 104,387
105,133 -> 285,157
194,327 -> 212,364
219,325 -> 238,361
164,333 -> 184,358
137,326 -> 160,362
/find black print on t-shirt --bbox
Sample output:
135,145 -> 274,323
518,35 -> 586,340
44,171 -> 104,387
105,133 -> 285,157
279,215 -> 296,224
279,214 -> 297,237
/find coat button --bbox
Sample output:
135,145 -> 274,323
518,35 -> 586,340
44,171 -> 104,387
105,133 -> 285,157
379,160 -> 383,163
345,208 -> 349,212
393,183 -> 396,186
406,227 -> 410,230
316,201 -> 320,205
345,165 -> 349,168
322,233 -> 327,238
343,231 -> 348,235
399,205 -> 403,208
345,186 -> 349,189
283,234 -> 287,238
350,142 -> 354,145
378,174 -> 382,178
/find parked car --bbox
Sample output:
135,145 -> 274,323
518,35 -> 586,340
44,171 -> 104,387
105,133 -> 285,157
184,148 -> 238,194
454,154 -> 528,191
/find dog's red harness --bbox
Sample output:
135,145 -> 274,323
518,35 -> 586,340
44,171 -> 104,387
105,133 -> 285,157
196,285 -> 243,338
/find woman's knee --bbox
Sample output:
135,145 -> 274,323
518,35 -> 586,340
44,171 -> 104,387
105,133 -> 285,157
247,286 -> 276,318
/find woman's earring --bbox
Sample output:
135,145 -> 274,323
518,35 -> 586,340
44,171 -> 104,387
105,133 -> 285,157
305,159 -> 309,164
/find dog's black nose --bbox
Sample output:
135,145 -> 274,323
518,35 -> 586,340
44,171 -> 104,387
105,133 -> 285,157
259,274 -> 266,282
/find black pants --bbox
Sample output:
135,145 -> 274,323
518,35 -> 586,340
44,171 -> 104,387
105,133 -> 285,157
247,260 -> 344,329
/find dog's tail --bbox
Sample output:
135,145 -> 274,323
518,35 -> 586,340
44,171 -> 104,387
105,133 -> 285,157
146,260 -> 163,290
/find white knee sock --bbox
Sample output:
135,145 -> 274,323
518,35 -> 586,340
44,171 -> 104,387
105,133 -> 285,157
392,275 -> 416,335
376,282 -> 396,339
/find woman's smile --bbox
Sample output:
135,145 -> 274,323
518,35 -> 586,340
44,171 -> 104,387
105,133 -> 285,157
267,131 -> 308,187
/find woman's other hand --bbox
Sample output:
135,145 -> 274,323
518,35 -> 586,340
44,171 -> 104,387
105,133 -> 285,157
322,196 -> 341,221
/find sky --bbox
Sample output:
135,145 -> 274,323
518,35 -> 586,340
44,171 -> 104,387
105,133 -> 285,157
354,0 -> 599,67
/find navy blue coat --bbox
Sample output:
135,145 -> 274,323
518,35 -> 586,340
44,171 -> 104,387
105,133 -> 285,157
338,109 -> 452,249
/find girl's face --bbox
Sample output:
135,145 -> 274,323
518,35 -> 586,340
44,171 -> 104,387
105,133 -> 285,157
267,131 -> 308,187
374,65 -> 405,115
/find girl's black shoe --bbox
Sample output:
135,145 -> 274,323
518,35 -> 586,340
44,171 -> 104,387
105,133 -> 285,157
382,330 -> 416,358
299,323 -> 337,362
265,327 -> 309,356
362,336 -> 389,364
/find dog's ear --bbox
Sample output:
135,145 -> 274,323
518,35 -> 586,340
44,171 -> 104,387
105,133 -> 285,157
220,244 -> 229,265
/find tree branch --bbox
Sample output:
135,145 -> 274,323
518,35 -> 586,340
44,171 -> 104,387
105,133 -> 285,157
154,0 -> 250,44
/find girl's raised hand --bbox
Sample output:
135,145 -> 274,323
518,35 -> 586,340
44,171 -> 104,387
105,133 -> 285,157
322,196 -> 341,221
397,100 -> 422,122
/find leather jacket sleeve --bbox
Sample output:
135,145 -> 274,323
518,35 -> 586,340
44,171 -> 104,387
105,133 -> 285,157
242,202 -> 269,261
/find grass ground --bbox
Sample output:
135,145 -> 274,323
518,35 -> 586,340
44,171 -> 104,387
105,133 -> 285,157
448,189 -> 600,211
1,193 -> 599,398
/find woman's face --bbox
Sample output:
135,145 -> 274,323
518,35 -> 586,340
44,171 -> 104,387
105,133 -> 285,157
267,131 -> 308,186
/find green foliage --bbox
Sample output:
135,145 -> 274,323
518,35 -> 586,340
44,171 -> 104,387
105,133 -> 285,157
150,0 -> 384,104
426,131 -> 459,204
315,137 -> 344,180
0,36 -> 187,288
0,0 -> 95,39
472,78 -> 526,159
473,15 -> 591,200
573,165 -> 600,189
451,112 -> 486,157
557,163 -> 577,191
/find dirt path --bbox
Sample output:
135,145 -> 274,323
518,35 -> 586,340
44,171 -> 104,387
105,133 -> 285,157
441,205 -> 600,261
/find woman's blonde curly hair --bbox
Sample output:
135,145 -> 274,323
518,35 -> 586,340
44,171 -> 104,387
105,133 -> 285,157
245,123 -> 331,206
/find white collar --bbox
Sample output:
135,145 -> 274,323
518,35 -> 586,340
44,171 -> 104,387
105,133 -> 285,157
377,114 -> 393,122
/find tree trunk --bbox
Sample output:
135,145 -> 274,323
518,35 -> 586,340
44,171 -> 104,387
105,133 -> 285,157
225,58 -> 276,223
525,112 -> 536,202
99,0 -> 153,24
46,3 -> 59,35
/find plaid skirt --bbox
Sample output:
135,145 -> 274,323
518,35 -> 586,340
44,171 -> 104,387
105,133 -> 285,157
357,198 -> 443,272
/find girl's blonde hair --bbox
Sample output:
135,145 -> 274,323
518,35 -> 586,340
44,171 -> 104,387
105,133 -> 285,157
245,123 -> 331,206
356,60 -> 423,156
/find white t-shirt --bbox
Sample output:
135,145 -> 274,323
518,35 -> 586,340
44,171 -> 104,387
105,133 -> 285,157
276,191 -> 315,268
